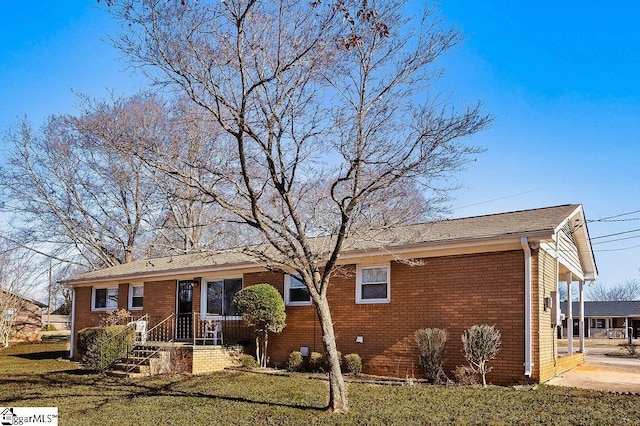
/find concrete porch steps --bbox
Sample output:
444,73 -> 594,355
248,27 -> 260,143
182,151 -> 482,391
106,343 -> 166,378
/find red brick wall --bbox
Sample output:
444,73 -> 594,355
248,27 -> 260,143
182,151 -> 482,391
267,250 -> 527,385
72,250 -> 531,384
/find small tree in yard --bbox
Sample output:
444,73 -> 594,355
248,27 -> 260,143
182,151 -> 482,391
461,325 -> 501,387
415,328 -> 448,384
233,284 -> 286,368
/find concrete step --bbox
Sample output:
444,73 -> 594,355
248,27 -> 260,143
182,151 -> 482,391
112,362 -> 150,375
106,369 -> 147,379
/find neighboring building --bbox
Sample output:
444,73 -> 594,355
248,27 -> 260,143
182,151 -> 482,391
560,301 -> 640,339
63,204 -> 597,385
1,290 -> 47,342
43,314 -> 72,331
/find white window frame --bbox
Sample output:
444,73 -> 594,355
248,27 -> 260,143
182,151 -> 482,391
128,284 -> 144,311
200,276 -> 243,320
356,264 -> 391,304
91,285 -> 119,311
284,275 -> 312,306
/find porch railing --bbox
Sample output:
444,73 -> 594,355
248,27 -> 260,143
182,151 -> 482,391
98,314 -> 148,371
174,313 -> 253,346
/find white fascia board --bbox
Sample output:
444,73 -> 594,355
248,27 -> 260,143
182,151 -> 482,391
553,205 -> 584,235
65,263 -> 263,287
337,231 -> 553,262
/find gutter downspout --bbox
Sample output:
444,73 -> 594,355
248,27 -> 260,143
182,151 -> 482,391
69,288 -> 76,360
521,237 -> 533,377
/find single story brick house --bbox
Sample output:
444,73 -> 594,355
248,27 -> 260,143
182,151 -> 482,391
1,290 -> 47,344
63,204 -> 597,384
561,301 -> 640,339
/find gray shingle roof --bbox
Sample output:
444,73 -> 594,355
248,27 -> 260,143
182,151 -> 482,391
64,204 -> 581,284
561,301 -> 640,317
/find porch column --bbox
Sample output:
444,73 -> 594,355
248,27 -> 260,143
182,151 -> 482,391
579,281 -> 585,353
566,273 -> 573,356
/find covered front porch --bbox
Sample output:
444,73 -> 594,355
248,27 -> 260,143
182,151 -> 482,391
556,273 -> 588,357
130,313 -> 253,347
112,313 -> 251,377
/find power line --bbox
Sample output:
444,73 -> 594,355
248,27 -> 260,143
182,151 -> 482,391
453,184 -> 561,210
594,243 -> 640,253
589,209 -> 640,222
590,228 -> 640,240
592,235 -> 640,245
591,217 -> 640,223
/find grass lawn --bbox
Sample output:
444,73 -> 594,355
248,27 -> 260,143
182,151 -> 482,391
1,343 -> 639,425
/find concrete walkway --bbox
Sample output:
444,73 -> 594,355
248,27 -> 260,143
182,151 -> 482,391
547,352 -> 640,393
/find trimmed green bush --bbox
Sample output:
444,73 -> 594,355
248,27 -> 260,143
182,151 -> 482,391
233,284 -> 286,368
240,354 -> 259,368
415,327 -> 448,384
309,352 -> 323,372
41,324 -> 57,332
344,353 -> 362,376
77,325 -> 136,371
287,351 -> 304,372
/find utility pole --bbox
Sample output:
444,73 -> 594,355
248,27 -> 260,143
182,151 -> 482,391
47,261 -> 52,327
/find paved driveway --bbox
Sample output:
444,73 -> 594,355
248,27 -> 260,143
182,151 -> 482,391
547,351 -> 640,393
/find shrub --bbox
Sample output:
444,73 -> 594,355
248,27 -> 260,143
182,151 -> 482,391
414,327 -> 448,384
77,325 -> 136,371
452,365 -> 479,385
41,324 -> 57,332
287,351 -> 304,372
309,352 -> 323,372
623,344 -> 639,357
100,309 -> 132,326
344,353 -> 362,376
240,354 -> 259,368
461,324 -> 501,387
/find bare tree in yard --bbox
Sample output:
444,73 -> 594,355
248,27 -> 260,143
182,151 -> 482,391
107,0 -> 490,412
147,97 -> 256,254
0,244 -> 37,347
588,279 -> 640,301
0,100 -> 161,269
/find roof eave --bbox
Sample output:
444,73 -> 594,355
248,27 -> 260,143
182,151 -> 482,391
64,230 -> 556,286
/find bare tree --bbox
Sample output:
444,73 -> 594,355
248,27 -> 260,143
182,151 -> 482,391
145,96 -> 256,254
588,279 -> 640,301
0,244 -> 39,347
0,102 -> 160,268
107,0 -> 490,412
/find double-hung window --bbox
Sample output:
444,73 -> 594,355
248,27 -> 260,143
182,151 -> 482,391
285,275 -> 311,306
92,286 -> 118,311
202,278 -> 243,317
356,264 -> 390,304
129,284 -> 144,310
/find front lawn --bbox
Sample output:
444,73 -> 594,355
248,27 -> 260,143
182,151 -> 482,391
1,343 -> 639,425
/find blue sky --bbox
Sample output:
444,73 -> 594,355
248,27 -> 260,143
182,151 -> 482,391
1,1 -> 639,291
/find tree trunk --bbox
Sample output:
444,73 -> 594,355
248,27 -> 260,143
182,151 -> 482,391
255,335 -> 261,367
263,330 -> 269,368
314,296 -> 348,413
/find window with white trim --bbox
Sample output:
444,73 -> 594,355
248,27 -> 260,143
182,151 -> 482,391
356,264 -> 390,304
92,286 -> 118,311
129,284 -> 144,310
201,278 -> 243,317
285,275 -> 311,306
